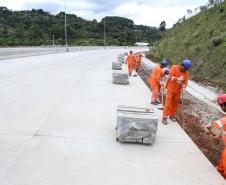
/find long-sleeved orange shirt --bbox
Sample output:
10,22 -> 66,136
136,55 -> 142,62
149,65 -> 162,86
165,65 -> 189,94
212,115 -> 226,146
126,54 -> 136,64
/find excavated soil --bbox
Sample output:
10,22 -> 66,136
137,67 -> 225,167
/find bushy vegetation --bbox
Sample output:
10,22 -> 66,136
147,1 -> 226,92
0,7 -> 163,47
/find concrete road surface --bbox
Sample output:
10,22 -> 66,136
0,49 -> 225,185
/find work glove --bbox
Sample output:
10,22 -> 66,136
210,131 -> 222,140
181,87 -> 185,94
204,123 -> 213,134
178,76 -> 184,82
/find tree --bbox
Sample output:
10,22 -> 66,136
187,9 -> 192,18
159,21 -> 166,31
28,25 -> 43,40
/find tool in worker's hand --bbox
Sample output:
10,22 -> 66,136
181,81 -> 185,130
158,83 -> 165,110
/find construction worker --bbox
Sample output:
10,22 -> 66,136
158,69 -> 170,99
136,54 -> 142,71
148,61 -> 168,105
204,94 -> 226,179
162,60 -> 191,125
125,50 -> 136,76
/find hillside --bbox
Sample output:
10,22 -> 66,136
0,7 -> 162,47
146,1 -> 226,92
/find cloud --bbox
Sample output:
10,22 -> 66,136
22,2 -> 62,13
1,0 -> 209,28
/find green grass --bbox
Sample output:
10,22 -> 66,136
147,1 -> 226,92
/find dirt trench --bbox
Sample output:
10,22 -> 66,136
137,67 -> 225,167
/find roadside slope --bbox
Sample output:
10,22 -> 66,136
147,1 -> 226,92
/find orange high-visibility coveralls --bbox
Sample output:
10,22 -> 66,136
126,54 -> 136,74
136,55 -> 142,70
212,116 -> 226,179
149,65 -> 162,102
163,65 -> 189,119
158,68 -> 167,97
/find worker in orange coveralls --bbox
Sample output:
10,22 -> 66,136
136,54 -> 143,71
125,50 -> 137,76
148,61 -> 168,105
162,60 -> 191,125
204,94 -> 226,180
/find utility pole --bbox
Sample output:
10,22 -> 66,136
134,30 -> 137,43
125,27 -> 126,48
65,0 -> 67,46
104,17 -> 106,49
52,35 -> 55,46
140,30 -> 141,42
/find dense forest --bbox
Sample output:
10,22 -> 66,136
0,7 -> 164,46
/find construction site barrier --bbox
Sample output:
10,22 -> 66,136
0,46 -> 149,60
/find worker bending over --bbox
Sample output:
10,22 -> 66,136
162,60 -> 191,125
136,54 -> 143,71
205,94 -> 226,180
149,61 -> 168,105
125,50 -> 136,76
158,68 -> 170,99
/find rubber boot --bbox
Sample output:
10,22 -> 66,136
169,117 -> 177,122
162,119 -> 168,125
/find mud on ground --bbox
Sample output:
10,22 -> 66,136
137,66 -> 225,167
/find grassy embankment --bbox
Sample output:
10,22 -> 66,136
146,1 -> 226,92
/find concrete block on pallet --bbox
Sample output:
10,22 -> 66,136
118,58 -> 124,63
124,52 -> 128,56
116,105 -> 158,144
112,71 -> 129,85
112,62 -> 122,70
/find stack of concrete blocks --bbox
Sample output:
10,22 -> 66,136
118,54 -> 125,63
124,52 -> 128,56
116,105 -> 158,144
112,62 -> 122,70
112,70 -> 129,85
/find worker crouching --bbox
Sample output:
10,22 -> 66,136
205,94 -> 226,180
149,61 -> 168,105
136,54 -> 143,71
125,50 -> 136,76
162,60 -> 191,125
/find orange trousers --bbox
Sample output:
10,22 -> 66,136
151,85 -> 159,102
217,148 -> 226,179
128,61 -> 134,74
163,90 -> 181,119
158,84 -> 161,97
136,61 -> 141,70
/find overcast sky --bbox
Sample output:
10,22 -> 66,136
1,0 -> 209,28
